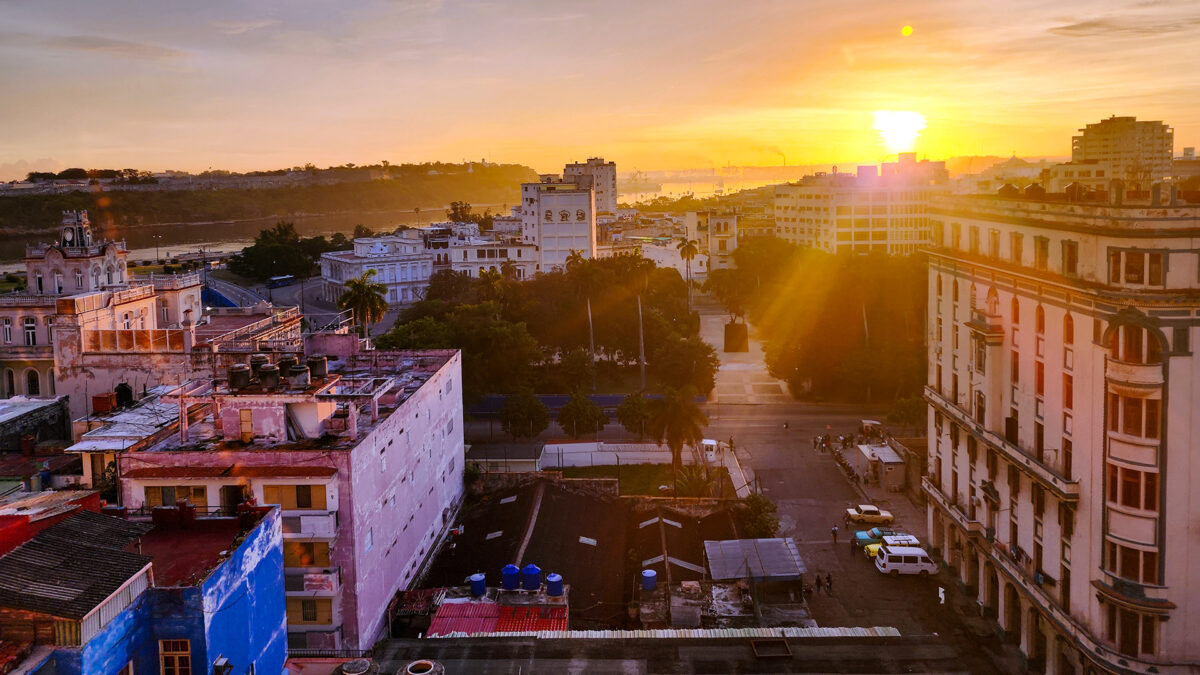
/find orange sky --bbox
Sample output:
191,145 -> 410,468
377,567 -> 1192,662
2,0 -> 1198,179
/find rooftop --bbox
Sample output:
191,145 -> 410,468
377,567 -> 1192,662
704,538 -> 806,582
137,515 -> 248,586
0,398 -> 61,427
0,490 -> 96,521
0,512 -> 152,620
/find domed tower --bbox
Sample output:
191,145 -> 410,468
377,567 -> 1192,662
60,210 -> 93,248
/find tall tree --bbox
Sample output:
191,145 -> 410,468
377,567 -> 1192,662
499,390 -> 550,440
647,386 -> 708,489
652,335 -> 720,393
557,391 -> 607,439
616,392 -> 651,440
337,269 -> 389,338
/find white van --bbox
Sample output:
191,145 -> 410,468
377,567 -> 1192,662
874,545 -> 938,576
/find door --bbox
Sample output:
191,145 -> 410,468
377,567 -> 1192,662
220,485 -> 245,514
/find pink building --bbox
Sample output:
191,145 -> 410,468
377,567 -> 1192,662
68,333 -> 465,650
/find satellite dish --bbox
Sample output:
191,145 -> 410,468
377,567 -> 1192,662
63,228 -> 74,242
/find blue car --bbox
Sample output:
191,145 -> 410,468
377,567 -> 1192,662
852,527 -> 906,548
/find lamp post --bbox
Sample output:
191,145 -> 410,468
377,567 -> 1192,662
154,235 -> 163,264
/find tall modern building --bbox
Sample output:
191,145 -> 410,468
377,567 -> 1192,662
1071,116 -> 1173,189
924,191 -> 1200,674
773,154 -> 947,254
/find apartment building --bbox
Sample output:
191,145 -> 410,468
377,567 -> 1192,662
924,192 -> 1200,674
319,233 -> 434,305
1072,116 -> 1173,189
774,155 -> 946,254
70,332 -> 465,650
519,176 -> 597,271
563,157 -> 618,215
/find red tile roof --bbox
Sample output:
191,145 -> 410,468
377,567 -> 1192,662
427,601 -> 568,636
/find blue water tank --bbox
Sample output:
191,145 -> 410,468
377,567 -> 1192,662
641,569 -> 657,591
469,572 -> 486,597
521,564 -> 541,591
546,573 -> 564,597
501,564 -> 520,590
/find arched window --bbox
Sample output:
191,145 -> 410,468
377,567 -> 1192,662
952,281 -> 959,303
1110,325 -> 1163,365
1064,314 -> 1074,345
92,267 -> 101,288
106,266 -> 114,285
936,275 -> 943,297
986,288 -> 999,315
1035,305 -> 1045,334
122,313 -> 131,330
1011,297 -> 1020,325
25,370 -> 39,397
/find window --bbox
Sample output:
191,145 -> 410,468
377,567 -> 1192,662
144,486 -> 207,508
54,273 -> 62,294
1011,297 -> 1019,325
1063,437 -> 1073,479
1034,237 -> 1049,270
75,270 -> 83,289
953,281 -> 959,303
287,598 -> 333,625
45,318 -> 53,345
1105,541 -> 1159,586
24,370 -> 38,397
1035,361 -> 1045,396
1063,374 -> 1073,410
23,318 -> 36,346
160,639 -> 191,675
2,318 -> 10,343
284,541 -> 330,567
1110,325 -> 1162,364
1010,350 -> 1019,383
1010,232 -> 1024,264
936,275 -> 942,297
263,484 -> 327,510
1062,240 -> 1079,276
1109,250 -> 1165,286
1063,314 -> 1074,345
1106,464 -> 1159,512
968,226 -> 980,254
1035,306 -> 1045,334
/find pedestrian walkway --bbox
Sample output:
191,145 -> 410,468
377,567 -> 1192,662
695,298 -> 793,406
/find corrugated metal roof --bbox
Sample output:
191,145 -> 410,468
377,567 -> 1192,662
704,538 -> 806,581
425,626 -> 902,639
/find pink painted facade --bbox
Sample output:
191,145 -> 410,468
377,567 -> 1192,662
96,336 -> 464,649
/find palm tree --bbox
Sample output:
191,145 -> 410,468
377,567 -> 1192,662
499,259 -> 518,281
647,386 -> 708,492
677,238 -> 700,310
337,269 -> 389,338
565,249 -> 585,270
477,268 -> 504,302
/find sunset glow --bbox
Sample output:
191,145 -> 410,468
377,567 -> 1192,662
874,111 -> 927,154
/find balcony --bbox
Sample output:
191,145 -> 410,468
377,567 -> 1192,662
922,477 -> 986,536
133,272 -> 201,291
1105,356 -> 1163,389
285,569 -> 340,595
965,310 -> 1005,342
281,510 -> 338,538
926,386 -> 1080,501
0,293 -> 59,308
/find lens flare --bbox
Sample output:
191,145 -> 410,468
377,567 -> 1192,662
873,110 -> 926,153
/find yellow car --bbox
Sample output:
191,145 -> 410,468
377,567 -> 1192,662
864,534 -> 920,559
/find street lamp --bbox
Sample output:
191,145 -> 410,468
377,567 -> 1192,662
153,234 -> 163,264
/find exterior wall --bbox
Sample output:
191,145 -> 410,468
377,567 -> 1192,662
923,194 -> 1200,674
320,237 -> 433,306
708,215 -> 738,270
348,351 -> 465,647
774,177 -> 941,254
520,181 -> 598,272
0,397 -> 69,451
1046,161 -> 1113,193
1072,116 -> 1173,187
563,158 -> 618,214
201,508 -> 287,675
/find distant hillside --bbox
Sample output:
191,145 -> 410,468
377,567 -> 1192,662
0,163 -> 538,235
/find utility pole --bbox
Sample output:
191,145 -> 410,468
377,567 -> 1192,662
637,295 -> 646,391
587,297 -> 596,392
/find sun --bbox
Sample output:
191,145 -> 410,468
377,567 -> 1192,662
873,110 -> 926,154
901,25 -> 913,37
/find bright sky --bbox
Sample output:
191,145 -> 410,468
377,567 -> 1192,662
2,0 -> 1199,179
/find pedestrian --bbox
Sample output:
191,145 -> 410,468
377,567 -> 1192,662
814,574 -> 823,594
783,421 -> 789,430
831,525 -> 839,544
826,573 -> 833,595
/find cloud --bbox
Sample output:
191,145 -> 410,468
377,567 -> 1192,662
0,31 -> 186,60
1049,14 -> 1200,37
213,19 -> 281,35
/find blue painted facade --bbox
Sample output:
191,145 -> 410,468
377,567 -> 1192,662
42,509 -> 286,675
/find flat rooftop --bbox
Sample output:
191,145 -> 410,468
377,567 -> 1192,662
0,398 -> 60,426
138,516 -> 248,586
0,490 -> 95,521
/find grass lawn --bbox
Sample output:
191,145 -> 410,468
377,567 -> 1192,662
559,464 -> 734,497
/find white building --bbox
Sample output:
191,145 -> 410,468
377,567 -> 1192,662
1045,160 -> 1114,193
1072,116 -> 1173,189
924,191 -> 1200,673
563,157 -> 618,215
774,157 -> 945,255
319,235 -> 433,306
519,176 -> 597,272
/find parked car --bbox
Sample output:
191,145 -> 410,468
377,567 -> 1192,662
852,527 -> 905,548
874,545 -> 939,575
863,535 -> 921,559
844,504 -> 895,525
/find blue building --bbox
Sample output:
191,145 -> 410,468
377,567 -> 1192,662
0,506 -> 285,675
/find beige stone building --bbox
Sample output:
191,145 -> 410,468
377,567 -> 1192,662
924,192 -> 1200,673
1071,116 -> 1173,189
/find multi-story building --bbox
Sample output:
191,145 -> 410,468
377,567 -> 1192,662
70,332 -> 465,650
773,154 -> 946,254
563,157 -> 618,215
1046,160 -> 1114,193
519,176 -> 597,271
1072,116 -> 1173,189
319,234 -> 434,305
708,213 -> 738,270
923,191 -> 1200,674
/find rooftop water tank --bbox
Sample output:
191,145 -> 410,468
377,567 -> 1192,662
521,564 -> 541,591
229,363 -> 252,390
404,661 -> 444,675
546,573 -> 563,597
289,364 -> 311,388
277,354 -> 298,374
307,354 -> 329,379
469,572 -> 486,597
641,569 -> 657,591
249,353 -> 270,376
258,363 -> 280,390
501,564 -> 520,590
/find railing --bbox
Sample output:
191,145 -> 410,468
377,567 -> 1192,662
281,510 -> 338,537
288,649 -> 370,660
110,284 -> 155,304
1105,356 -> 1164,388
133,272 -> 201,290
926,386 -> 1079,500
208,306 -> 302,345
26,240 -> 127,257
124,505 -> 240,519
922,477 -> 985,535
0,293 -> 59,307
285,570 -> 340,594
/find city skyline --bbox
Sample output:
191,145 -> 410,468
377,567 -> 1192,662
3,0 -> 1200,180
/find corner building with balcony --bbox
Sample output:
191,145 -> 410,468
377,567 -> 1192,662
924,192 -> 1200,674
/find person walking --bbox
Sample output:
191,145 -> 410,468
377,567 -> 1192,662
831,525 -> 839,544
826,573 -> 833,596
814,574 -> 823,595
